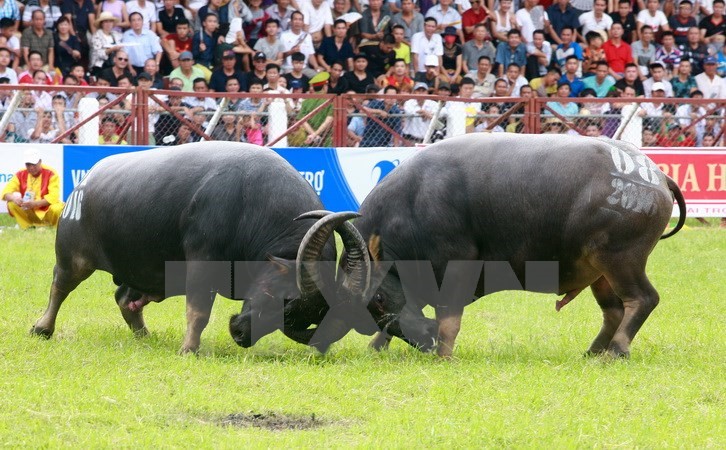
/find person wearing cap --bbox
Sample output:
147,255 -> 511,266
2,150 -> 64,230
169,51 -> 208,91
402,81 -> 439,143
695,55 -> 726,100
411,17 -> 443,79
122,12 -> 162,74
248,52 -> 269,87
254,19 -> 285,67
643,62 -> 674,97
440,25 -> 462,85
209,49 -> 247,92
639,81 -> 667,118
291,70 -> 334,146
344,54 -> 376,93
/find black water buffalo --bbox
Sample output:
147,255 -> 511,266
305,134 -> 686,358
31,143 -> 369,353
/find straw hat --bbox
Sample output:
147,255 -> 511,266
95,11 -> 119,27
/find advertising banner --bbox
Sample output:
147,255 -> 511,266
0,144 -> 64,213
644,149 -> 726,217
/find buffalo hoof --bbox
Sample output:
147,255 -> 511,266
132,327 -> 150,338
30,326 -> 54,339
177,346 -> 199,356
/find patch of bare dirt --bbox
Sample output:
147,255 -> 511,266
219,412 -> 328,431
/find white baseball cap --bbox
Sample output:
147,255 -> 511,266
23,149 -> 41,164
424,54 -> 439,67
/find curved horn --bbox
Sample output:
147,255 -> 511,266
294,210 -> 335,222
296,211 -> 360,300
336,221 -> 371,297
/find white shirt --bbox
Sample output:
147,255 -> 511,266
643,77 -> 674,97
301,2 -> 333,34
636,10 -> 669,34
515,7 -> 547,43
402,98 -> 439,138
0,67 -> 18,84
280,30 -> 315,71
411,31 -> 443,72
126,1 -> 158,30
695,72 -> 726,99
578,11 -> 613,38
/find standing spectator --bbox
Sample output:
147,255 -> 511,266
361,85 -> 403,147
462,22 -> 496,74
610,0 -> 637,44
317,19 -> 355,72
126,0 -> 157,31
411,17 -> 443,78
579,0 -> 613,40
293,71 -> 334,146
392,0 -> 424,42
546,0 -> 581,45
90,12 -> 122,76
553,26 -> 583,68
22,0 -> 62,31
680,27 -> 709,76
631,24 -> 656,78
644,62 -> 674,96
427,0 -> 463,41
2,149 -> 64,229
602,22 -> 633,80
54,16 -> 81,76
495,28 -> 526,77
636,0 -> 670,39
670,0 -> 697,47
123,11 -> 162,73
699,0 -> 726,47
614,63 -> 645,96
695,55 -> 725,99
21,9 -> 54,69
402,81 -> 439,143
192,11 -> 219,70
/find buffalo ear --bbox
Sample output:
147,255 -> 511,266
267,255 -> 292,275
368,234 -> 382,262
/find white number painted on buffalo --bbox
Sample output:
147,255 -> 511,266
62,189 -> 83,221
609,146 -> 663,185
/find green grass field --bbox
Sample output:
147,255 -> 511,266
0,215 -> 724,448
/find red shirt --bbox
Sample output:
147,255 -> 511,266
462,9 -> 487,41
165,34 -> 193,53
602,39 -> 633,73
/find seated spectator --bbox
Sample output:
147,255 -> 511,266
609,0 -> 637,44
210,49 -> 248,92
185,77 -> 218,117
671,59 -> 698,98
29,109 -> 62,143
602,22 -> 633,80
23,0 -> 63,31
210,111 -> 244,141
192,11 -> 219,70
327,60 -> 349,94
654,31 -> 683,78
99,49 -> 134,86
490,0 -> 516,44
0,46 -> 17,83
54,16 -> 82,76
266,0 -> 295,33
545,0 -> 581,45
61,0 -> 95,59
636,0 -> 670,38
161,18 -> 193,70
469,55 -> 497,98
680,27 -> 708,76
462,23 -> 496,75
583,61 -> 616,97
21,10 -> 54,70
390,23 -> 412,67
475,102 -> 505,132
530,67 -> 561,97
392,0 -> 424,42
495,29 -> 526,77
553,26 -> 583,69
240,0 -> 267,46
96,0 -> 129,33
345,54 -> 376,93
440,26 -> 463,85
669,0 -> 697,47
382,57 -> 414,92
284,52 -> 311,91
122,12 -> 162,73
559,55 -> 585,97
90,12 -> 122,77
578,0 -> 612,39
126,0 -> 157,31
516,0 -> 547,45
411,17 -> 443,79
544,82 -> 579,116
254,18 -> 285,66
695,56 -> 725,100
718,44 -> 726,77
502,62 -> 527,96
142,58 -> 163,89
236,80 -> 266,112
582,31 -> 606,77
525,28 -> 552,79
402,81 -> 439,142
359,33 -> 397,79
579,88 -> 611,116
169,51 -> 208,91
359,0 -> 393,43
584,122 -> 602,137
699,0 -> 726,47
302,0 -> 333,48
644,62 -> 674,97
317,19 -> 354,72
614,63 -> 645,96
0,18 -> 20,69
281,11 -> 318,76
640,81 -> 668,118
157,0 -> 190,39
263,62 -> 290,93
98,116 -> 127,144
631,24 -> 656,78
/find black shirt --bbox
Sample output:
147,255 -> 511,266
158,6 -> 188,35
284,73 -> 310,92
699,15 -> 726,40
359,43 -> 396,78
610,12 -> 637,44
209,68 -> 248,92
344,70 -> 376,94
99,67 -> 134,86
679,43 -> 709,76
669,15 -> 697,47
328,76 -> 350,95
614,78 -> 645,97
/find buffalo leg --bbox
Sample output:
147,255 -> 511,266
119,308 -> 148,337
369,332 -> 392,351
32,264 -> 94,337
180,264 -> 219,353
603,271 -> 659,358
435,305 -> 464,358
587,276 -> 624,355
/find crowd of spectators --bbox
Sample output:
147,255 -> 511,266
0,0 -> 723,146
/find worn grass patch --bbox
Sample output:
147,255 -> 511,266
0,214 -> 724,448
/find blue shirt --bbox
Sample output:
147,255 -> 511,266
582,75 -> 616,98
559,74 -> 585,97
495,42 -> 527,73
546,4 -> 581,39
121,29 -> 162,67
192,30 -> 216,69
360,100 -> 402,147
